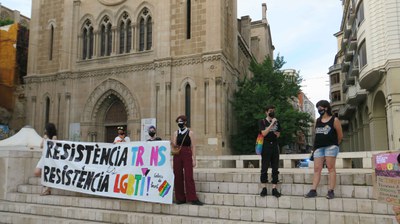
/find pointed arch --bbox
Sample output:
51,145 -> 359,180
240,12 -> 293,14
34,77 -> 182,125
82,79 -> 140,123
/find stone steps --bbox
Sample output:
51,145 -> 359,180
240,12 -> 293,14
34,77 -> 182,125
25,176 -> 374,199
28,171 -> 374,186
13,185 -> 395,216
0,211 -> 104,224
1,193 -> 396,224
2,169 -> 396,224
192,170 -> 373,186
0,198 -> 270,224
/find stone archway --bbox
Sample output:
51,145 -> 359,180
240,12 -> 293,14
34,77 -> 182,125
81,79 -> 140,141
370,91 -> 388,151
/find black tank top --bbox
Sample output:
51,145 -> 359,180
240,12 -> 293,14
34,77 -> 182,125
314,116 -> 338,148
177,130 -> 191,147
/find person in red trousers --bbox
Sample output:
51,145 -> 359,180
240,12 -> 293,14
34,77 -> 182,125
172,115 -> 203,205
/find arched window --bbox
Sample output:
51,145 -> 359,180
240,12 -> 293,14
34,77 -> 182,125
139,18 -> 145,51
49,25 -> 54,60
45,97 -> 50,126
186,0 -> 191,39
100,16 -> 112,56
119,12 -> 132,54
138,8 -> 152,52
185,84 -> 191,127
82,19 -> 94,60
146,17 -> 152,50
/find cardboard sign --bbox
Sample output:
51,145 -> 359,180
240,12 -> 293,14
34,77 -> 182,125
373,152 -> 400,206
41,140 -> 174,204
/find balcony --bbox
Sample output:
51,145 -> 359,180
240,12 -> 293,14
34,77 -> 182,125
348,8 -> 356,25
346,83 -> 368,106
342,61 -> 350,72
344,50 -> 354,62
328,64 -> 342,74
350,64 -> 359,77
344,23 -> 352,39
344,72 -> 355,86
342,80 -> 349,93
338,104 -> 356,120
349,38 -> 357,51
341,37 -> 349,49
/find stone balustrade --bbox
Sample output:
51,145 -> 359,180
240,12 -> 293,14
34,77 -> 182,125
196,151 -> 392,169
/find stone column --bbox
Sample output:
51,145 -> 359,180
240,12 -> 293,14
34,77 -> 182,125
93,31 -> 99,58
363,122 -> 371,151
72,0 -> 81,61
64,93 -> 71,139
165,82 -> 171,136
204,79 -> 209,134
111,27 -> 117,55
131,24 -> 135,52
216,77 -> 222,134
369,116 -> 389,151
31,96 -> 36,128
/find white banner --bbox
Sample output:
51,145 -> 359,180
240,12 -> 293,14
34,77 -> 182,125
41,140 -> 174,204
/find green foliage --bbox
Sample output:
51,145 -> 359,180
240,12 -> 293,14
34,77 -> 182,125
0,19 -> 14,27
231,56 -> 312,155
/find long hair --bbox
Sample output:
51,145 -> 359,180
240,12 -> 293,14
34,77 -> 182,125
45,123 -> 57,139
316,100 -> 333,116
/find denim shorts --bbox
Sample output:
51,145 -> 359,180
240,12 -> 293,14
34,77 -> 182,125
314,145 -> 339,158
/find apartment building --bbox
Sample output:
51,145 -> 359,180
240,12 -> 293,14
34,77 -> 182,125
329,0 -> 400,152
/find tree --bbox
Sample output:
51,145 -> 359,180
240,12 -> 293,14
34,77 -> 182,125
231,56 -> 312,155
0,19 -> 14,27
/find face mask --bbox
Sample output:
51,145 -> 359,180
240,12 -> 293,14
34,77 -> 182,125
149,132 -> 156,137
318,109 -> 326,116
268,112 -> 275,118
178,122 -> 185,129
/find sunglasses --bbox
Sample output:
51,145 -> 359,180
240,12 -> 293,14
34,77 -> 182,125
117,126 -> 124,130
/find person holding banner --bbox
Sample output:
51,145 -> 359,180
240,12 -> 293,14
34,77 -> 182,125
113,126 -> 130,143
172,115 -> 203,206
305,100 -> 343,199
147,125 -> 162,141
34,123 -> 57,196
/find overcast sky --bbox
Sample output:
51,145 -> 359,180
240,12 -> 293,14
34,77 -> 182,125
1,0 -> 342,106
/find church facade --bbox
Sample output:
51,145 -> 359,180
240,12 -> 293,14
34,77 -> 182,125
24,0 -> 273,155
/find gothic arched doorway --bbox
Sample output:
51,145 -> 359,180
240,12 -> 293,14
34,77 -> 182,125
104,96 -> 128,143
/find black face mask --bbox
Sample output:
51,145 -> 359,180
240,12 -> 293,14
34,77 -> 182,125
318,109 -> 326,116
178,122 -> 185,129
149,132 -> 156,137
268,112 -> 275,118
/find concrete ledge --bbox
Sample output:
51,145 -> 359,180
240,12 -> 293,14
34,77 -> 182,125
197,151 -> 394,169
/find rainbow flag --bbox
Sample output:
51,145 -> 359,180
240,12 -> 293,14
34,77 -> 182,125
158,180 -> 171,197
255,133 -> 263,155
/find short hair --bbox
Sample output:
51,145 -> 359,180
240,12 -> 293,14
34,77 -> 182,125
264,105 -> 275,112
175,115 -> 187,123
148,125 -> 156,131
316,100 -> 333,116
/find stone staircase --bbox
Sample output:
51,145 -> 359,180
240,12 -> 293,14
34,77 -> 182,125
0,169 -> 397,224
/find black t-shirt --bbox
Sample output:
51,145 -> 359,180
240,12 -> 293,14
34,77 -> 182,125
147,137 -> 162,141
258,119 -> 281,142
314,116 -> 338,148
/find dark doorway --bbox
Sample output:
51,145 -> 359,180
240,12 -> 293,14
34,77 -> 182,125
104,97 -> 128,142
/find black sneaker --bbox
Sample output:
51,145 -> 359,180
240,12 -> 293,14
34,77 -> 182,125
272,188 -> 281,198
260,187 -> 267,197
191,200 -> 204,206
326,190 -> 334,199
175,200 -> 186,204
305,189 -> 317,198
